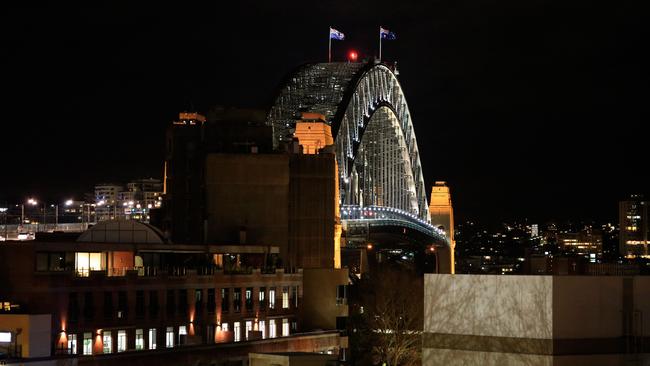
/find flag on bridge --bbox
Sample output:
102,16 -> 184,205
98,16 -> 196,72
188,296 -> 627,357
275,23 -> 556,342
379,26 -> 396,61
380,27 -> 397,40
330,27 -> 345,40
329,27 -> 345,62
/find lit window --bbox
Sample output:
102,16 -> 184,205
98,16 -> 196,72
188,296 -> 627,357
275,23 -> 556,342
222,323 -> 228,332
102,331 -> 112,354
67,333 -> 77,354
234,322 -> 241,342
269,319 -> 276,338
148,328 -> 157,349
135,329 -> 144,350
269,288 -> 276,309
282,287 -> 289,309
178,325 -> 187,335
165,327 -> 174,348
117,330 -> 126,352
282,318 -> 289,337
259,320 -> 266,339
245,321 -> 252,340
83,332 -> 92,355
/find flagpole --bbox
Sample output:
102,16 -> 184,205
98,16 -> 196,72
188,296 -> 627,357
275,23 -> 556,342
379,26 -> 382,61
328,27 -> 332,63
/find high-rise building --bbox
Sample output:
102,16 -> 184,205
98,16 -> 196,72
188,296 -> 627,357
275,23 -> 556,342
94,183 -> 124,221
429,181 -> 455,274
619,194 -> 649,258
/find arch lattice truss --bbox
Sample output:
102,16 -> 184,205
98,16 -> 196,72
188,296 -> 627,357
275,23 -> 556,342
267,62 -> 432,228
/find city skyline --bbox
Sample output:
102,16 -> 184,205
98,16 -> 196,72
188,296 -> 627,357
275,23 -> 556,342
1,1 -> 645,225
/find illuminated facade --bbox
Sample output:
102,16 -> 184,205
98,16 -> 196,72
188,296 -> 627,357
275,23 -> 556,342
619,194 -> 649,258
557,228 -> 603,256
268,62 -> 445,245
429,181 -> 455,273
0,222 -> 345,364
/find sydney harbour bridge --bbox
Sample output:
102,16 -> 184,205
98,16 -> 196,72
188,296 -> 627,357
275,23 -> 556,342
267,61 -> 451,270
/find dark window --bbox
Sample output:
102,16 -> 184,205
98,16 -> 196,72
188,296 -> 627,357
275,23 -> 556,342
194,289 -> 203,317
149,291 -> 159,319
103,292 -> 113,320
68,292 -> 78,323
221,288 -> 229,313
245,288 -> 253,312
136,290 -> 144,319
117,291 -> 127,319
83,292 -> 94,321
179,289 -> 188,314
233,288 -> 241,313
336,285 -> 347,305
291,286 -> 298,308
36,253 -> 48,271
166,290 -> 175,317
207,289 -> 215,315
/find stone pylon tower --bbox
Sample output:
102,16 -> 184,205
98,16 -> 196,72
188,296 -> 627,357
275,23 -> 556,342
429,181 -> 455,274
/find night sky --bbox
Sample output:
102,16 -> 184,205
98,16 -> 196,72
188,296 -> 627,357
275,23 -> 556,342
1,1 -> 645,225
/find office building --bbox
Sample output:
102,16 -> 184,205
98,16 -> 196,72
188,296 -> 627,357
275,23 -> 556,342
619,194 -> 649,258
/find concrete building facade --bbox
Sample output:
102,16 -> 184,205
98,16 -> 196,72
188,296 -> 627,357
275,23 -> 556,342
424,274 -> 650,365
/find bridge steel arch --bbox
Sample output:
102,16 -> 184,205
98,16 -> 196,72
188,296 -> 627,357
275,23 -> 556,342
267,62 -> 445,244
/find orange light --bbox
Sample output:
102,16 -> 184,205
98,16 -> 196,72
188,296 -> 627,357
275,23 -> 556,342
348,50 -> 358,62
367,243 -> 373,250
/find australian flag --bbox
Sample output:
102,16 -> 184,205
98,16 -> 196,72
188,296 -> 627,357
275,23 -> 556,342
380,27 -> 397,40
330,27 -> 345,40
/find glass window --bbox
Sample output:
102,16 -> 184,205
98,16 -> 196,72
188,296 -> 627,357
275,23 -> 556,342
222,323 -> 228,332
292,286 -> 298,308
179,325 -> 187,335
102,331 -> 112,354
148,328 -> 157,350
234,322 -> 241,342
233,288 -> 241,313
221,288 -> 229,313
269,288 -> 276,309
83,332 -> 92,355
269,319 -> 276,338
259,287 -> 266,310
259,320 -> 266,339
245,320 -> 252,340
282,318 -> 289,337
282,287 -> 289,309
207,289 -> 215,314
67,333 -> 77,354
165,327 -> 174,348
135,329 -> 144,350
117,330 -> 126,352
245,288 -> 253,312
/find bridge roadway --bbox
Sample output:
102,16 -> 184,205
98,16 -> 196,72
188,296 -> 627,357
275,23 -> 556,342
341,205 -> 448,247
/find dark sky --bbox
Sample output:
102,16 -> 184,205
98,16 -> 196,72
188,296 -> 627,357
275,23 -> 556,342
0,1 -> 646,225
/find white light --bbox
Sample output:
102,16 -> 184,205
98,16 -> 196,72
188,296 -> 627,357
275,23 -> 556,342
0,332 -> 11,342
65,200 -> 74,206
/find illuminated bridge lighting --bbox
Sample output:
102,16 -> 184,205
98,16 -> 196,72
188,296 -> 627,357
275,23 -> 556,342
268,61 -> 448,247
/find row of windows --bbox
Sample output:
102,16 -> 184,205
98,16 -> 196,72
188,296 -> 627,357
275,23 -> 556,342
64,319 -> 295,355
67,286 -> 298,322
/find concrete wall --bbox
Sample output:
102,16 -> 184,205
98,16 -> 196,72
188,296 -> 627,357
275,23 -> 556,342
205,154 -> 290,257
301,269 -> 348,331
552,276 -> 623,339
424,275 -> 553,339
423,275 -> 650,365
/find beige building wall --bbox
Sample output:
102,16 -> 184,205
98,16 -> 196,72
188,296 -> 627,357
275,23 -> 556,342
301,268 -> 348,331
423,274 -> 650,366
205,154 -> 290,257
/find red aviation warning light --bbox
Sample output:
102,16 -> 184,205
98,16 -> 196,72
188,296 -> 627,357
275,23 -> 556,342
348,50 -> 358,62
